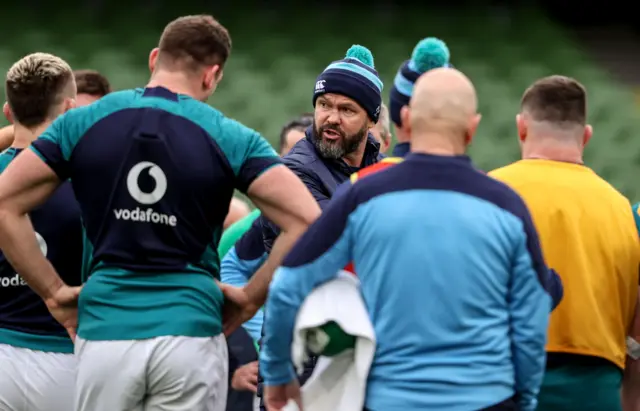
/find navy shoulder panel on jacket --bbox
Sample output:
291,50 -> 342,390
349,154 -> 555,299
284,153 -> 554,300
349,154 -> 527,217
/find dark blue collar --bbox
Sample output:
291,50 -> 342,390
142,86 -> 180,101
405,152 -> 472,165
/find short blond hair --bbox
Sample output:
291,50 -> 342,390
5,52 -> 75,127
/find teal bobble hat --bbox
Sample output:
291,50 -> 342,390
389,37 -> 451,126
313,45 -> 384,122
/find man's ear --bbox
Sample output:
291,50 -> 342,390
148,48 -> 160,73
367,118 -> 375,131
583,124 -> 593,147
213,64 -> 223,81
63,97 -> 77,113
203,65 -> 223,91
466,114 -> 482,145
400,105 -> 411,136
516,113 -> 527,143
3,103 -> 13,124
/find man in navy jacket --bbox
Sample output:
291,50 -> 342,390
222,44 -> 393,409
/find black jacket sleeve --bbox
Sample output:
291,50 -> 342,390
261,161 -> 330,253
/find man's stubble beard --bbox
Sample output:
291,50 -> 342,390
313,119 -> 369,160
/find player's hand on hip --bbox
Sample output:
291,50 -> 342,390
231,361 -> 259,392
265,380 -> 302,411
219,283 -> 260,336
44,285 -> 82,341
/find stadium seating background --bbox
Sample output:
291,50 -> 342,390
1,5 -> 639,199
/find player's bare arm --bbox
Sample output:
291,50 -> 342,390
221,164 -> 320,333
246,165 -> 320,303
0,149 -> 63,299
0,125 -> 14,152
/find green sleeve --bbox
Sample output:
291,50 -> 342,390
217,209 -> 261,258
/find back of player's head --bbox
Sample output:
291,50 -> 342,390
74,69 -> 111,98
279,113 -> 313,155
521,75 -> 587,127
5,52 -> 75,128
157,15 -> 232,72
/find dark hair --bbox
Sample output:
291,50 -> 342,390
158,15 -> 232,71
279,113 -> 313,152
521,75 -> 587,125
5,53 -> 74,127
74,70 -> 111,97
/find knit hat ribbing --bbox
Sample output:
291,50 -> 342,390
313,45 -> 384,123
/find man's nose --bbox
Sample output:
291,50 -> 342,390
326,109 -> 340,124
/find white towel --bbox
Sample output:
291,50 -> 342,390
282,270 -> 376,411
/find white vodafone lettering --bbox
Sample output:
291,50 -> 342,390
0,274 -> 27,287
113,207 -> 177,227
114,162 -> 177,226
0,232 -> 46,287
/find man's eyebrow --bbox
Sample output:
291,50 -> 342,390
337,102 -> 358,109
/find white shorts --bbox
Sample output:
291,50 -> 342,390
75,334 -> 228,411
0,343 -> 76,411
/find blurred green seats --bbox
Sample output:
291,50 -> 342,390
0,7 -> 638,199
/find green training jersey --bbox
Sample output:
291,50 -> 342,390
218,209 -> 261,258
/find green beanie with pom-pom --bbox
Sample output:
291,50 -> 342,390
389,37 -> 451,127
313,44 -> 384,122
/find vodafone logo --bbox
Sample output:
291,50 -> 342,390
126,162 -> 167,205
114,161 -> 177,227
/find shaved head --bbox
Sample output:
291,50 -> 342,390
408,68 -> 478,139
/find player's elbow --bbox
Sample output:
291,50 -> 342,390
301,204 -> 321,226
0,196 -> 23,222
511,303 -> 550,353
284,209 -> 319,236
278,199 -> 320,235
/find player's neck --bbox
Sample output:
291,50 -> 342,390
410,132 -> 466,157
147,72 -> 199,99
522,140 -> 584,164
12,123 -> 50,149
342,138 -> 367,168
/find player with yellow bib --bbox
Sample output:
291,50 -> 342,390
490,76 -> 640,411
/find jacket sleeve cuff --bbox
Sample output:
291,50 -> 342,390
261,361 -> 296,386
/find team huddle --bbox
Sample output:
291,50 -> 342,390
0,12 -> 638,411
